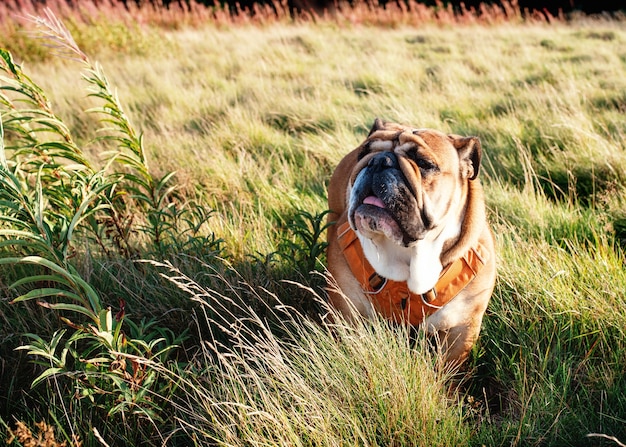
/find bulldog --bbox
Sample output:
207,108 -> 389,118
326,118 -> 496,365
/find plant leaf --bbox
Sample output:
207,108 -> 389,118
10,287 -> 80,303
39,302 -> 99,322
31,367 -> 64,389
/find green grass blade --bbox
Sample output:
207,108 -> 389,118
0,117 -> 6,169
11,287 -> 84,303
39,302 -> 99,322
1,256 -> 103,314
30,367 -> 64,389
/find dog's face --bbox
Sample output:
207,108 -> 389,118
348,119 -> 482,249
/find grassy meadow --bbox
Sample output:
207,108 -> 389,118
1,2 -> 626,446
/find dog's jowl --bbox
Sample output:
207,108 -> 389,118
326,118 -> 496,365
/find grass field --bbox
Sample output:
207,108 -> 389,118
1,2 -> 626,446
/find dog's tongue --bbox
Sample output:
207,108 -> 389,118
355,195 -> 403,243
363,196 -> 386,208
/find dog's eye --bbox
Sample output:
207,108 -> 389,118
415,158 -> 437,172
408,150 -> 438,174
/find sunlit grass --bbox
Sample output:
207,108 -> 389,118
22,22 -> 626,257
151,261 -> 471,447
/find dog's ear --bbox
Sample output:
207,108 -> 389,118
368,117 -> 385,137
452,136 -> 482,180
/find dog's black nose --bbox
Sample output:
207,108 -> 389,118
368,152 -> 398,171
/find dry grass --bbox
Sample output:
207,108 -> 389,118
0,0 -> 557,31
7,421 -> 82,447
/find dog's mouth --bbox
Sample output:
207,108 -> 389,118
351,194 -> 412,246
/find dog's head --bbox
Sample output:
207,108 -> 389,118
348,118 -> 482,249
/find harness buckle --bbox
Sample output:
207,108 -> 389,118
421,288 -> 437,304
368,273 -> 386,292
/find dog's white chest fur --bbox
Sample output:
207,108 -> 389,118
358,218 -> 461,295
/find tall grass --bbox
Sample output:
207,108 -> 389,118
151,261 -> 470,446
476,182 -> 626,445
1,4 -> 626,447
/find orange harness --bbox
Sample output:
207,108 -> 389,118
337,221 -> 489,326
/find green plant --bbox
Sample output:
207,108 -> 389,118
278,209 -> 332,273
0,11 -> 198,440
16,313 -> 184,421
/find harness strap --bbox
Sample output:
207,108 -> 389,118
337,221 -> 488,325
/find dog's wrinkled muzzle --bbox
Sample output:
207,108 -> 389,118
349,150 -> 431,246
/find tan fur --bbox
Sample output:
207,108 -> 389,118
326,119 -> 496,365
